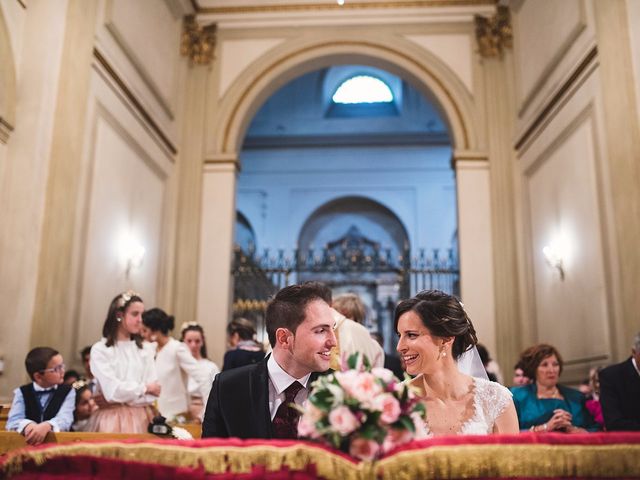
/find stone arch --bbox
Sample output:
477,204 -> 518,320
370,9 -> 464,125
296,195 -> 411,256
0,5 -> 16,140
207,31 -> 477,159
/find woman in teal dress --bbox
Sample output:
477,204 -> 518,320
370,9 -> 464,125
511,344 -> 599,433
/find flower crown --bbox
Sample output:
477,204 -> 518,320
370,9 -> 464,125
72,379 -> 89,391
180,321 -> 201,333
116,290 -> 141,308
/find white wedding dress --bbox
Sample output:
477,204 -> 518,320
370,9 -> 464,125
418,377 -> 513,437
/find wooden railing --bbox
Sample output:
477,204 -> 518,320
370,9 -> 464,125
1,423 -> 202,456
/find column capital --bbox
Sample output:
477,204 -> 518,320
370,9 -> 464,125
451,150 -> 488,169
204,153 -> 240,172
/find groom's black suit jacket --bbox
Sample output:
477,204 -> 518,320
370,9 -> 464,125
599,357 -> 640,431
201,355 -> 322,438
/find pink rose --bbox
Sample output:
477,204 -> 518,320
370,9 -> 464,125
349,436 -> 380,461
336,371 -> 382,404
298,415 -> 320,439
371,367 -> 395,383
372,393 -> 401,424
335,370 -> 360,391
304,401 -> 324,422
382,427 -> 413,453
352,373 -> 383,403
328,406 -> 359,435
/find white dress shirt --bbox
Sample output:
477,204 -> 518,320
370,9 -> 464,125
267,354 -> 311,421
6,382 -> 76,433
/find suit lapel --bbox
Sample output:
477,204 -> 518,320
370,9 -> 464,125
624,358 -> 640,393
250,357 -> 272,438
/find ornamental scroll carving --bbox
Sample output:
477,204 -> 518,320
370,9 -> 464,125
180,15 -> 217,66
475,6 -> 513,58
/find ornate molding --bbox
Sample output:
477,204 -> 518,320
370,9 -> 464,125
181,15 -> 216,66
195,1 -> 494,14
474,5 -> 512,58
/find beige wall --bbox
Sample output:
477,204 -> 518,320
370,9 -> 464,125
0,0 -> 72,400
512,0 -> 640,381
0,0 -> 190,400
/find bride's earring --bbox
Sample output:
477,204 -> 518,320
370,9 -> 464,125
439,344 -> 447,359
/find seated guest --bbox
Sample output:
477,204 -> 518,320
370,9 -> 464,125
477,344 -> 502,383
371,331 -> 405,380
141,308 -> 213,422
599,332 -> 640,431
180,322 -> 220,420
71,381 -> 97,432
585,367 -> 604,429
6,347 -> 75,445
63,369 -> 81,385
80,345 -> 97,393
222,317 -> 265,371
330,292 -> 384,369
202,282 -> 337,439
512,360 -> 532,386
511,343 -> 598,432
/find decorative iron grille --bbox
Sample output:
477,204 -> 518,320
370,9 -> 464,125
232,242 -> 459,347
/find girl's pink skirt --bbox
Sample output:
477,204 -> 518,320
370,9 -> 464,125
87,404 -> 154,433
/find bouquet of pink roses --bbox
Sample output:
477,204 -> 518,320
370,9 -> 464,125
297,354 -> 427,461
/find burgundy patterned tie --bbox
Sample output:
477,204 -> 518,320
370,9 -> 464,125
272,381 -> 304,439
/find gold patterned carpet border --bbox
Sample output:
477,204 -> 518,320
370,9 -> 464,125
2,440 -> 640,479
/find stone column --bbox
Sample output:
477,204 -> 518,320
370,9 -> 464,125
0,0 -> 97,400
453,152 -> 497,355
593,0 -> 640,359
29,0 -> 99,354
172,64 -> 209,328
481,50 -> 523,372
196,156 -> 238,366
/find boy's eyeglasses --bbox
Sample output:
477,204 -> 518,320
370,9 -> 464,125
40,363 -> 65,374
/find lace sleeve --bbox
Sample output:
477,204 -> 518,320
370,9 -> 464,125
476,379 -> 513,426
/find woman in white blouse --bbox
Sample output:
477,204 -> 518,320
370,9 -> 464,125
141,309 -> 213,422
180,322 -> 220,419
89,291 -> 160,433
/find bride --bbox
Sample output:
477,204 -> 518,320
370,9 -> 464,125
396,290 -> 519,436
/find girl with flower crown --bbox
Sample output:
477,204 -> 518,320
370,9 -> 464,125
87,291 -> 161,433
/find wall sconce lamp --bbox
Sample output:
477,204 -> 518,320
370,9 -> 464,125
120,234 -> 146,278
542,244 -> 565,280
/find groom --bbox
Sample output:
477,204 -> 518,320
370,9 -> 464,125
202,282 -> 337,439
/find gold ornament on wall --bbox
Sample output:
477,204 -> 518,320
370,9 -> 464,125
181,15 -> 217,66
474,5 -> 513,58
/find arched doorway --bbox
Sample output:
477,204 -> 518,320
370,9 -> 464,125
197,32 -> 495,363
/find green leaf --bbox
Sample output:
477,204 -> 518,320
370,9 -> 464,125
396,415 -> 415,433
347,352 -> 359,370
359,423 -> 385,442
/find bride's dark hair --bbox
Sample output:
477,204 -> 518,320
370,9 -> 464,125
394,289 -> 477,360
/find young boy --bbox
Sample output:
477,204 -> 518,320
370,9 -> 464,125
6,347 -> 76,445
